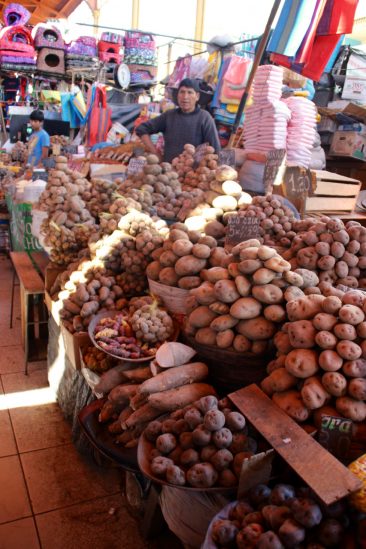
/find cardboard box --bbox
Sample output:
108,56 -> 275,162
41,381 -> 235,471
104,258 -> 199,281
44,290 -> 62,326
60,324 -> 90,370
329,131 -> 366,161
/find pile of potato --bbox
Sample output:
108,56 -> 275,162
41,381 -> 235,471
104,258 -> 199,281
283,217 -> 366,290
185,239 -> 309,354
82,345 -> 117,372
59,259 -> 126,333
11,141 -> 27,164
146,222 -> 223,290
98,195 -> 143,235
209,483 -> 348,548
146,395 -> 257,488
117,153 -> 205,220
262,290 -> 366,423
235,195 -> 298,248
172,144 -> 218,191
86,178 -> 118,219
97,341 -> 214,448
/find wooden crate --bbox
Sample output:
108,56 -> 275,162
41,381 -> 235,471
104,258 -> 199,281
306,170 -> 361,213
60,324 -> 90,370
45,263 -> 64,295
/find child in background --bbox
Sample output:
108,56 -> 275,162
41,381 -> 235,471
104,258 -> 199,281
27,110 -> 50,168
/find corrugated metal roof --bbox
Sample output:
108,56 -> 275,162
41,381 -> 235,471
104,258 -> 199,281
0,0 -> 83,24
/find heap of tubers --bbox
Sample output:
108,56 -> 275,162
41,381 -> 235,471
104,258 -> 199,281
283,217 -> 366,290
118,153 -> 204,220
146,395 -> 256,488
86,178 -> 119,219
185,239 -> 309,354
96,341 -> 214,448
210,482 -> 348,548
172,143 -> 218,191
262,289 -> 366,423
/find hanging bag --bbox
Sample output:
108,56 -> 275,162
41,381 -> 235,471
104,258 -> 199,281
86,84 -> 112,147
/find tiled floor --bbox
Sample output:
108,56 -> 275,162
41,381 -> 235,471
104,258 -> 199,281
0,256 -> 179,549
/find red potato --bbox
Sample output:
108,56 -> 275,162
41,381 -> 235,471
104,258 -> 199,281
312,313 -> 338,332
336,341 -> 362,361
301,376 -> 331,410
285,349 -> 319,378
343,359 -> 366,378
348,378 -> 366,400
319,350 -> 343,372
288,320 -> 316,348
333,323 -> 357,341
322,372 -> 347,397
315,331 -> 338,350
339,304 -> 365,325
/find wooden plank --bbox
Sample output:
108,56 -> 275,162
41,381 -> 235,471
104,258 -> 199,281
315,170 -> 360,183
10,252 -> 44,294
229,384 -> 362,505
306,196 -> 357,212
314,181 -> 361,196
29,252 -> 49,280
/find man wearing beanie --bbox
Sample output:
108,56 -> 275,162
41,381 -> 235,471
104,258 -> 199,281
136,78 -> 220,162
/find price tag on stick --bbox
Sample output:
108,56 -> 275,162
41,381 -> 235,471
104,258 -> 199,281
282,167 -> 314,217
225,215 -> 260,249
263,149 -> 286,194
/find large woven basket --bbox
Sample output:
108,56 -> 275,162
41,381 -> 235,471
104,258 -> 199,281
183,334 -> 273,394
148,278 -> 189,315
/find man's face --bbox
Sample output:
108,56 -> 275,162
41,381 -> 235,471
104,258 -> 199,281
177,86 -> 200,113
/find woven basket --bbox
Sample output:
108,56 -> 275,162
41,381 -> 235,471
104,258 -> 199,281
148,278 -> 189,315
183,334 -> 272,394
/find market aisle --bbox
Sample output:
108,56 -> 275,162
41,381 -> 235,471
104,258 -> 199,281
0,256 -> 176,549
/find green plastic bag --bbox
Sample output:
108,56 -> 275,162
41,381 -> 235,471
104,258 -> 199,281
6,196 -> 43,252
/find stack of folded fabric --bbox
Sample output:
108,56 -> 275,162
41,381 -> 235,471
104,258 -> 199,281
0,25 -> 36,71
66,36 -> 99,72
243,65 -> 290,153
284,96 -> 317,168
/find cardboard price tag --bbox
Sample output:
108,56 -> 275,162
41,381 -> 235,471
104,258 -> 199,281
282,167 -> 314,216
127,157 -> 146,176
263,149 -> 286,194
317,415 -> 353,462
237,450 -> 274,499
218,148 -> 236,168
225,215 -> 260,248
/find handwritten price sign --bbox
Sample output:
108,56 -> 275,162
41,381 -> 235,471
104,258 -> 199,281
225,215 -> 260,248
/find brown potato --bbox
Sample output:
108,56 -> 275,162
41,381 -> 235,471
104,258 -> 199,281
343,290 -> 365,307
336,341 -> 362,361
195,327 -> 217,346
237,317 -> 276,340
284,287 -> 305,302
274,332 -> 293,354
214,279 -> 241,303
317,255 -> 336,271
238,259 -> 263,275
294,268 -> 319,288
315,330 -> 338,350
230,297 -> 262,320
178,276 -> 201,290
287,295 -> 325,321
264,305 -> 286,323
297,247 -> 319,269
216,329 -> 235,349
333,323 -> 357,341
339,304 -> 365,325
192,243 -> 211,259
233,334 -> 251,352
321,296 -> 342,315
261,368 -> 297,395
211,314 -> 239,332
235,275 -> 252,297
319,350 -> 343,372
264,257 -> 291,273
159,267 -> 179,287
283,271 -> 304,287
322,372 -> 347,397
301,377 -> 330,409
312,313 -> 338,332
202,266 -> 230,283
330,241 -> 345,259
336,396 -> 366,422
348,378 -> 366,400
191,281 -> 216,305
288,320 -> 316,348
189,306 -> 217,328
172,239 -> 194,257
252,268 -> 277,285
272,390 -> 310,422
252,284 -> 283,305
285,349 -> 319,378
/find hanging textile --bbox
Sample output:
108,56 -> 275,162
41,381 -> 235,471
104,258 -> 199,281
86,84 -> 112,147
267,0 -> 318,57
220,56 -> 252,104
269,0 -> 359,82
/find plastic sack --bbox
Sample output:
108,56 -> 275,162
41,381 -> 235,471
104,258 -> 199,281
160,486 -> 230,549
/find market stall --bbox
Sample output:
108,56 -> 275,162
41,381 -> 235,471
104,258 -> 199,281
3,0 -> 366,547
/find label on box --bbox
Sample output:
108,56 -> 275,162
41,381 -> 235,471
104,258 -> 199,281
263,149 -> 286,194
342,53 -> 366,103
317,415 -> 353,462
225,215 -> 260,248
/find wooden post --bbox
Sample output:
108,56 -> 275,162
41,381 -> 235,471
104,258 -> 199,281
132,0 -> 140,30
228,0 -> 282,148
194,0 -> 206,54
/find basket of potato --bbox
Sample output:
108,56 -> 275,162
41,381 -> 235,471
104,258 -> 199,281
183,239 -> 310,391
138,395 -> 260,491
261,289 -> 366,424
203,482 -> 350,548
